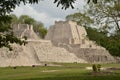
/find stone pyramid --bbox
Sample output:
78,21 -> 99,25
12,24 -> 40,40
0,23 -> 86,67
45,21 -> 116,63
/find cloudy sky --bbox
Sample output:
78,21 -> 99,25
13,0 -> 86,27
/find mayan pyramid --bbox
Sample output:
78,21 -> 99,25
0,23 -> 87,67
45,21 -> 116,63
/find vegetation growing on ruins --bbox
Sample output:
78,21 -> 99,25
66,0 -> 120,56
10,14 -> 47,38
0,0 -> 98,50
0,0 -> 41,50
86,27 -> 120,56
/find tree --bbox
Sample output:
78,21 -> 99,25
33,21 -> 47,38
86,0 -> 120,32
0,0 -> 40,50
66,12 -> 120,56
0,0 -> 98,50
65,0 -> 120,56
18,15 -> 47,38
66,12 -> 94,27
54,0 -> 97,9
9,14 -> 18,24
86,27 -> 120,56
18,15 -> 35,25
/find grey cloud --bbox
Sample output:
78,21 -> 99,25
31,0 -> 84,19
13,0 -> 85,27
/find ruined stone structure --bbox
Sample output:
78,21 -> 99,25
45,21 -> 104,49
0,22 -> 116,67
0,40 -> 86,67
12,24 -> 39,39
45,21 -> 116,63
46,21 -> 87,45
0,23 -> 87,67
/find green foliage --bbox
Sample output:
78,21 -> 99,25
97,64 -> 101,71
39,27 -> 47,38
33,23 -> 47,38
86,27 -> 120,56
85,27 -> 107,45
54,0 -> 75,9
105,36 -> 120,56
66,12 -> 94,27
54,0 -> 98,9
66,0 -> 120,56
86,0 -> 120,32
92,64 -> 101,72
87,0 -> 97,4
0,15 -> 12,32
0,0 -> 40,15
15,15 -> 47,39
9,14 -> 18,24
18,15 -> 35,24
0,15 -> 26,50
92,64 -> 98,72
0,63 -> 120,80
0,0 -> 40,50
0,0 -> 111,50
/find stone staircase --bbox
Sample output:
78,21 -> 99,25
0,40 -> 86,67
56,43 -> 116,63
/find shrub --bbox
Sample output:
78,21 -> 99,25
92,64 -> 97,72
92,64 -> 102,72
97,64 -> 101,71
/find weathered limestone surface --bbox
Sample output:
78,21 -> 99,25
28,40 -> 86,63
45,21 -> 87,44
59,44 -> 115,63
0,44 -> 41,67
0,21 -> 116,67
0,40 -> 86,67
12,24 -> 40,39
45,21 -> 116,63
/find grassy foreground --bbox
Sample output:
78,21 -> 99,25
0,63 -> 120,80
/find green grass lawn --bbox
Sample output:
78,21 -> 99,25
0,63 -> 120,80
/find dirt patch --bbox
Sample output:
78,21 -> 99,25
106,67 -> 120,71
90,71 -> 116,76
86,67 -> 106,70
42,70 -> 59,72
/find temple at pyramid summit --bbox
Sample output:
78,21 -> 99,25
45,21 -> 106,49
45,21 -> 116,63
0,21 -> 116,67
12,24 -> 40,39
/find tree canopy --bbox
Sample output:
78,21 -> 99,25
17,15 -> 47,38
54,0 -> 97,9
86,27 -> 120,56
66,12 -> 94,27
0,0 -> 104,50
66,0 -> 120,56
86,0 -> 120,32
0,0 -> 41,50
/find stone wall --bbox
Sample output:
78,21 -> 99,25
45,21 -> 116,63
12,24 -> 40,39
45,20 -> 103,49
29,40 -> 86,63
0,21 -> 117,67
46,21 -> 73,44
0,40 -> 86,67
57,43 -> 115,63
45,21 -> 102,49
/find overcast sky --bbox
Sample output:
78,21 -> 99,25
13,0 -> 86,27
